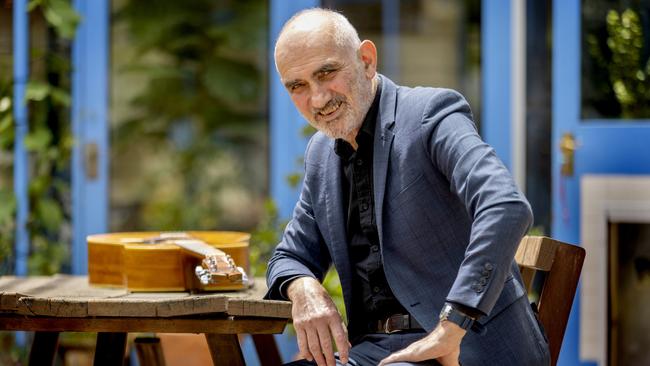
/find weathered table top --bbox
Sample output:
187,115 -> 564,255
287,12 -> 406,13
0,275 -> 292,365
0,275 -> 292,334
0,275 -> 290,318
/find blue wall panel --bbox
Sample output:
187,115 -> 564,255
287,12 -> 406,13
481,0 -> 512,169
270,0 -> 320,219
71,0 -> 109,274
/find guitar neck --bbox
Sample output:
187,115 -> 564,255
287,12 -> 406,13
172,239 -> 226,259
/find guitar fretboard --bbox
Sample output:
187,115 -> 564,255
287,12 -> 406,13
120,232 -> 227,259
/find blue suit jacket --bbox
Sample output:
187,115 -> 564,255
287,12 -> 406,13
266,76 -> 549,364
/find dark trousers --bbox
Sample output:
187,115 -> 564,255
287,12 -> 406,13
283,330 -> 440,366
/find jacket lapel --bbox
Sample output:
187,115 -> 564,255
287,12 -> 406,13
373,76 -> 397,245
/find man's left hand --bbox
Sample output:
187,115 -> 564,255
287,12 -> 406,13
378,321 -> 466,366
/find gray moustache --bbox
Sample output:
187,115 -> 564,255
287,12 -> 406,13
313,97 -> 345,116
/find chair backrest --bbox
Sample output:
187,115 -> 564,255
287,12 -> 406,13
515,236 -> 586,366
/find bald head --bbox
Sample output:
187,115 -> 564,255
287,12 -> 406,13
275,8 -> 361,65
273,8 -> 378,145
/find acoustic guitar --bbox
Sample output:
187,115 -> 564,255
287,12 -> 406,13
87,231 -> 250,292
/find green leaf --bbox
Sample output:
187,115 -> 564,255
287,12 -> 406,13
35,198 -> 64,231
24,128 -> 53,152
50,87 -> 71,107
0,112 -> 13,133
27,0 -> 41,12
25,82 -> 51,101
203,58 -> 260,105
42,0 -> 81,39
0,96 -> 11,112
0,190 -> 16,224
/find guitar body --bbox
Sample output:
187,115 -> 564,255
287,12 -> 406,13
88,231 -> 250,292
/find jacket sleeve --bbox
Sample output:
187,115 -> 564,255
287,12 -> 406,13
264,138 -> 332,300
420,89 -> 533,316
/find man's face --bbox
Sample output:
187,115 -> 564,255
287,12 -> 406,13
275,36 -> 376,140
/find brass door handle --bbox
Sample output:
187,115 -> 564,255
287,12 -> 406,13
559,133 -> 576,177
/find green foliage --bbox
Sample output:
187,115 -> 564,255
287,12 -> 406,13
0,1 -> 78,275
585,6 -> 650,118
249,200 -> 285,277
110,0 -> 268,232
29,0 -> 81,39
604,9 -> 650,117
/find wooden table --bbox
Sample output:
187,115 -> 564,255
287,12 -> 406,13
0,275 -> 292,366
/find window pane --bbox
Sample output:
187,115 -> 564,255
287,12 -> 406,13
110,0 -> 268,232
582,0 -> 650,119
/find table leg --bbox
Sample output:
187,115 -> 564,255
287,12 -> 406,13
28,331 -> 60,366
204,333 -> 245,366
94,332 -> 127,366
252,334 -> 283,366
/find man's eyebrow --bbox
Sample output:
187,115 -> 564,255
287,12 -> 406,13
283,62 -> 343,89
313,62 -> 342,76
284,79 -> 302,90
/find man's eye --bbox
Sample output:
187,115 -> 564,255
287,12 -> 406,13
320,70 -> 336,78
290,84 -> 305,92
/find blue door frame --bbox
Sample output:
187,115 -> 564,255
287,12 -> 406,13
11,0 -> 109,276
71,0 -> 109,275
552,1 -> 650,365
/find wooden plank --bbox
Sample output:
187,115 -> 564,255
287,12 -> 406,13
0,314 -> 288,334
17,297 -> 89,317
519,267 -> 536,292
227,298 -> 291,319
0,276 -> 60,311
515,236 -> 559,271
1,276 -> 284,318
205,333 -> 245,366
537,243 -> 585,366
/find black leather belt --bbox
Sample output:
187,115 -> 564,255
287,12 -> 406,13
372,314 -> 423,334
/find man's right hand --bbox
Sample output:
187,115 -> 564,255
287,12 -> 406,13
287,276 -> 350,366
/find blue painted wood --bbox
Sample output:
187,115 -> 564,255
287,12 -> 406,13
12,0 -> 29,277
381,0 -> 400,81
481,0 -> 512,169
71,0 -> 109,275
552,1 -> 650,365
270,0 -> 320,219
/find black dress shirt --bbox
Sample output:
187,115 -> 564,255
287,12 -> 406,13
333,83 -> 409,337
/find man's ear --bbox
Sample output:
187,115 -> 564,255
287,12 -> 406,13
358,40 -> 377,78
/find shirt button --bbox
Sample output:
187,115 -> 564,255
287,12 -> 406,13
371,245 -> 379,252
356,159 -> 364,166
360,203 -> 369,211
372,286 -> 380,293
484,263 -> 494,271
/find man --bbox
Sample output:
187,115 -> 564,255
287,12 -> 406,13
265,8 -> 550,366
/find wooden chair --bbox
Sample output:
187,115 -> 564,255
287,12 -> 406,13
515,236 -> 586,366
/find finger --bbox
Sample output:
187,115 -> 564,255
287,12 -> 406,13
316,325 -> 336,366
306,328 -> 327,366
296,327 -> 313,361
378,349 -> 415,366
329,319 -> 349,364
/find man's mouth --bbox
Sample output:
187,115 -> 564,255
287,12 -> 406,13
316,100 -> 343,120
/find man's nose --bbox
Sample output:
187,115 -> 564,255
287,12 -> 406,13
310,85 -> 331,109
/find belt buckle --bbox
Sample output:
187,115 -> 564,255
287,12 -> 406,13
383,314 -> 404,334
